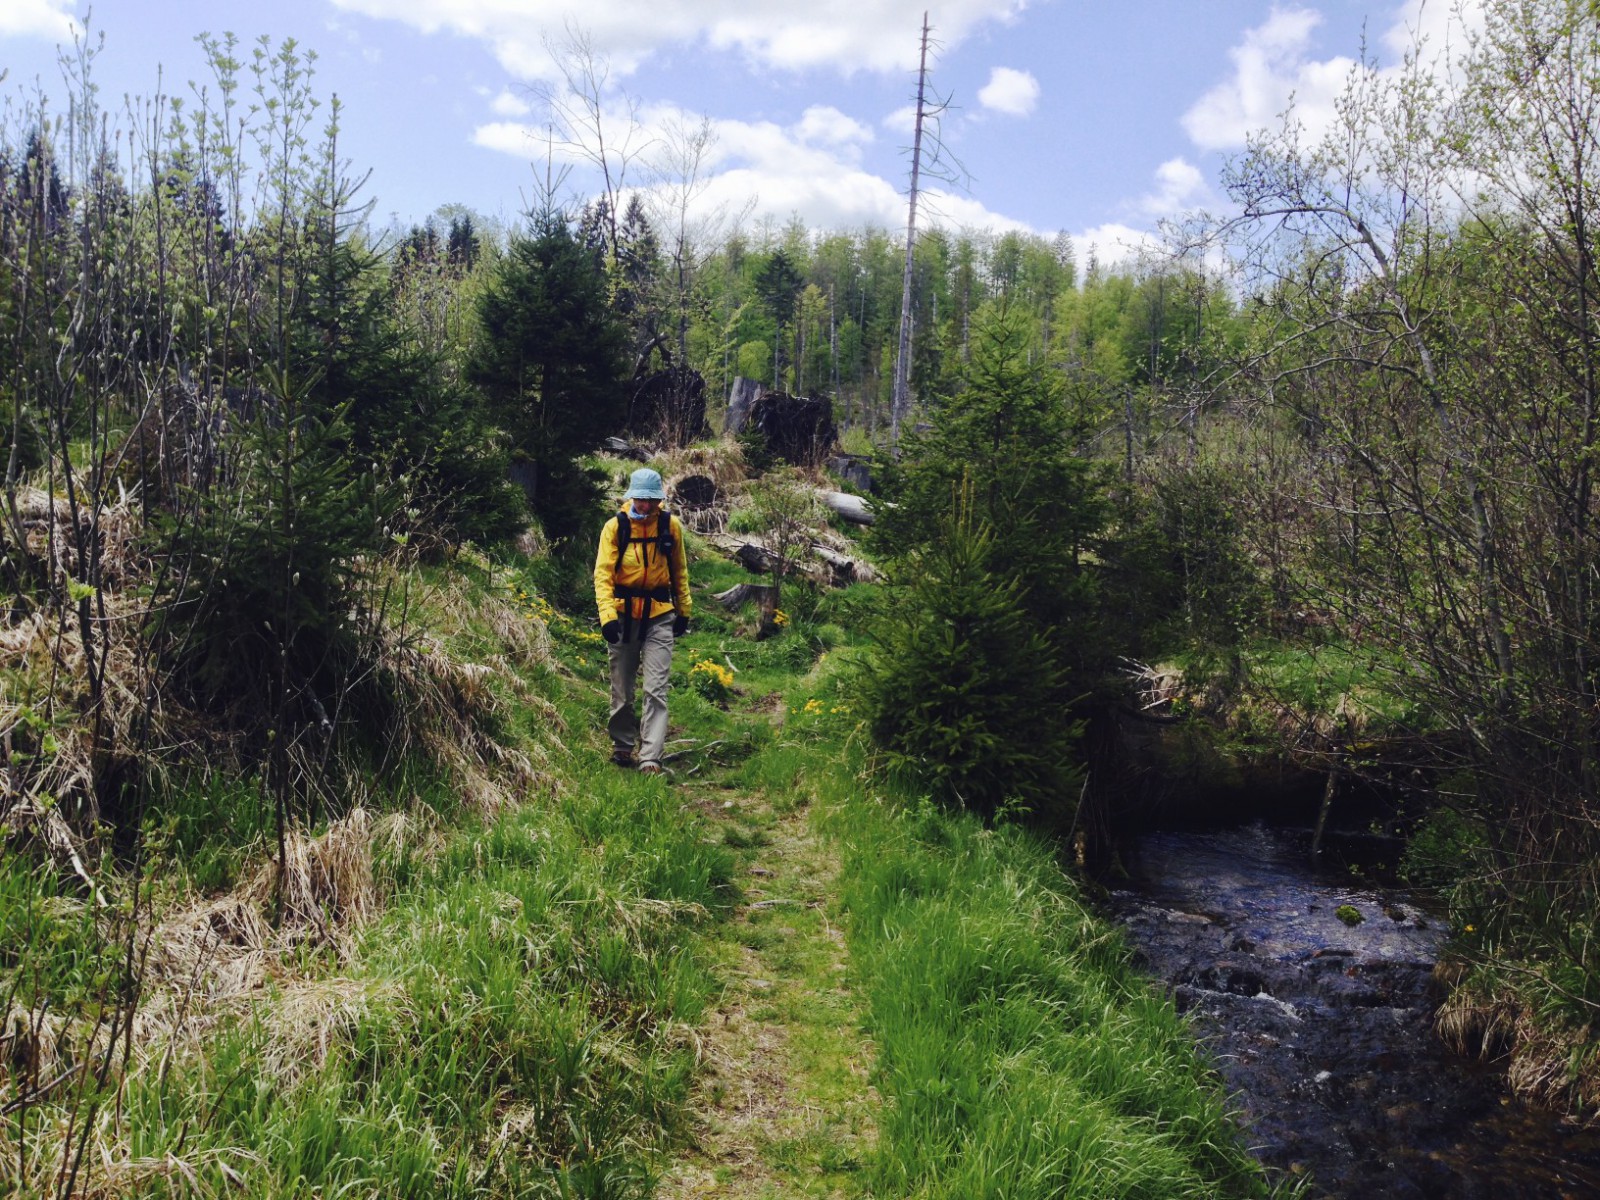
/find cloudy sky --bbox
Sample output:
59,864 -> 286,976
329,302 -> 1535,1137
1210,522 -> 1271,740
2,0 -> 1467,263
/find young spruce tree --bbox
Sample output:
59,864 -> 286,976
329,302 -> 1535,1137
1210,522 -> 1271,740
863,480 -> 1079,817
470,206 -> 628,543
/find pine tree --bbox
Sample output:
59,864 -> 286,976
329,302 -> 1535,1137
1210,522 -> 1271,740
862,482 -> 1080,818
469,207 -> 628,541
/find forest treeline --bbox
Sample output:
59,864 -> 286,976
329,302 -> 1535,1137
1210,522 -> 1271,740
5,1 -> 1600,1187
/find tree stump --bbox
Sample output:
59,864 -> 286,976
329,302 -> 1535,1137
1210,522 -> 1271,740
673,474 -> 720,510
747,391 -> 838,467
724,376 -> 764,436
629,365 -> 708,447
827,454 -> 874,493
712,581 -> 781,636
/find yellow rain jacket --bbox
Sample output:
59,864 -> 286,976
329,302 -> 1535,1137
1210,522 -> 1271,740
593,504 -> 692,628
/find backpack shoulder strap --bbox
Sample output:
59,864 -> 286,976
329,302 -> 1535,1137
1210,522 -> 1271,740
613,510 -> 631,573
660,510 -> 681,609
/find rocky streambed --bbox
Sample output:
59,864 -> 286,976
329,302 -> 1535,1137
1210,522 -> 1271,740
1105,822 -> 1600,1198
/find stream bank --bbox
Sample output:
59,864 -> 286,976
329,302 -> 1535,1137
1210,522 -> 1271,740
1104,821 -> 1600,1198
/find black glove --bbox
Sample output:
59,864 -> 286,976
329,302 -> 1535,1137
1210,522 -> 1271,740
602,620 -> 621,645
672,615 -> 690,639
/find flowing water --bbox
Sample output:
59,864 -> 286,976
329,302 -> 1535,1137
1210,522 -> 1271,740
1105,822 -> 1600,1198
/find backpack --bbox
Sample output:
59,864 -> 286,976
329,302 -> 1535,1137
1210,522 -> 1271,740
612,508 -> 680,639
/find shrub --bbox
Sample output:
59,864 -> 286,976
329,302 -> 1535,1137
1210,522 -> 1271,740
858,486 -> 1080,820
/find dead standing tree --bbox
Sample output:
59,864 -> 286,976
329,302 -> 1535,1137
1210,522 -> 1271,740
890,13 -> 964,449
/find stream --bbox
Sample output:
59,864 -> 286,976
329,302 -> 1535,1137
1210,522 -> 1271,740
1105,821 -> 1600,1198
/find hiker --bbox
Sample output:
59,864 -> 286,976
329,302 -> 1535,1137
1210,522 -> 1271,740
594,467 -> 692,774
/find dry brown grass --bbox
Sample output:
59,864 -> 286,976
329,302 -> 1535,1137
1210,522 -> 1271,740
1436,981 -> 1600,1117
2,496 -> 596,1195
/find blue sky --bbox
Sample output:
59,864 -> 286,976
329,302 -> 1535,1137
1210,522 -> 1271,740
2,1 -> 1466,263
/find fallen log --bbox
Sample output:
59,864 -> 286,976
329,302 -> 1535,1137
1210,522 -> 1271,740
602,436 -> 648,461
733,542 -> 783,575
811,543 -> 879,585
822,491 -> 874,525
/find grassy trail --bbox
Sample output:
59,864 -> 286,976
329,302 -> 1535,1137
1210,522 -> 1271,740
657,766 -> 877,1198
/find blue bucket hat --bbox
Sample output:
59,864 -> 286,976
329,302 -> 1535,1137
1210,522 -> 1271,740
623,467 -> 666,500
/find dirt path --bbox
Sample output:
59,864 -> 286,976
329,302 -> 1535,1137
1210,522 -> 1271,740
656,783 -> 878,1200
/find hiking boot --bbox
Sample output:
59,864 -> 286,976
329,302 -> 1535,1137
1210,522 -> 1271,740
611,748 -> 635,768
638,761 -> 663,776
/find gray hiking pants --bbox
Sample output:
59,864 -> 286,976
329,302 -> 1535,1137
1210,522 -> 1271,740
607,616 -> 674,766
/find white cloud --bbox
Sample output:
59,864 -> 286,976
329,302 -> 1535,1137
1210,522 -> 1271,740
881,104 -> 919,135
1382,0 -> 1485,64
0,0 -> 78,41
794,105 -> 873,150
1072,222 -> 1161,272
474,100 -> 1030,234
490,89 -> 532,117
332,0 -> 1031,80
977,67 -> 1039,116
1139,157 -> 1208,217
1182,2 -> 1489,154
1181,7 -> 1353,151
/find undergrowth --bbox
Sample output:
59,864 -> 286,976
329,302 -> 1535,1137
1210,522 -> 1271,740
769,667 -> 1274,1198
6,481 -> 1277,1199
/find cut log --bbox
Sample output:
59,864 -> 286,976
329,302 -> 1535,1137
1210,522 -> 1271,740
733,542 -> 783,575
811,543 -> 879,585
821,490 -> 874,525
602,436 -> 648,461
722,537 -> 826,584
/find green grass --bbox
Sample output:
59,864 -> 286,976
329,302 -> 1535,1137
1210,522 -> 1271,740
733,643 -> 1273,1199
104,759 -> 736,1199
1217,639 -> 1418,730
828,785 -> 1272,1197
8,527 -> 1277,1200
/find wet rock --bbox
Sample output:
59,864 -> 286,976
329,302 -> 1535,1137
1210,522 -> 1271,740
1188,962 -> 1270,997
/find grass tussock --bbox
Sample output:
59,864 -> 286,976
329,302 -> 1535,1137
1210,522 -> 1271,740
1436,979 -> 1600,1116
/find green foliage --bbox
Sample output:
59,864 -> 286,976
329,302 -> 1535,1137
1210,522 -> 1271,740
876,302 -> 1112,688
470,207 -> 628,542
149,374 -> 393,743
813,754 -> 1272,1198
0,851 -> 106,1011
1112,462 -> 1265,656
1335,904 -> 1364,926
860,487 -> 1080,819
295,232 -> 524,549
